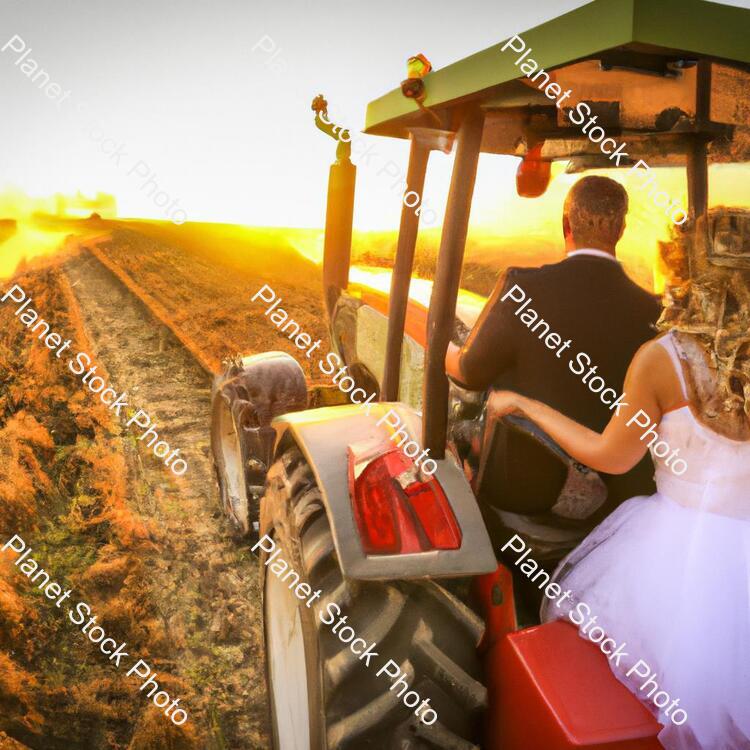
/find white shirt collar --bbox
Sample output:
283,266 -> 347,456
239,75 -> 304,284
566,248 -> 620,263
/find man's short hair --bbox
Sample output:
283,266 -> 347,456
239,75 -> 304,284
564,176 -> 629,247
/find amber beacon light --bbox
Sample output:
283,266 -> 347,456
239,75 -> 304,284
516,140 -> 552,198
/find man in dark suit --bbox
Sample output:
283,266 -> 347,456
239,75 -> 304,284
446,176 -> 660,607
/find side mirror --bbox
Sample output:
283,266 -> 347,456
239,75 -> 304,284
516,142 -> 551,198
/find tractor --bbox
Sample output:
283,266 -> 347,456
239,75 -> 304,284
211,1 -> 750,747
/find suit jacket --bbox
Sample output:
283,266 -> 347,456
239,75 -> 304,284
459,252 -> 662,517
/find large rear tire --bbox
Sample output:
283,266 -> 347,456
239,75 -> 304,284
262,445 -> 487,750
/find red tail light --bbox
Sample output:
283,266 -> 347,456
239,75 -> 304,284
347,446 -> 462,556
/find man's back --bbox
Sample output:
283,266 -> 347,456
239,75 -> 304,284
459,252 -> 661,515
492,254 -> 659,430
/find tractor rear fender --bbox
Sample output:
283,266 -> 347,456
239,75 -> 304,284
264,402 -> 497,580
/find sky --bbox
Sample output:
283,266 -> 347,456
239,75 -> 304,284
1,0 -> 749,234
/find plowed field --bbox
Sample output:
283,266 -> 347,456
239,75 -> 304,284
0,219 -> 331,749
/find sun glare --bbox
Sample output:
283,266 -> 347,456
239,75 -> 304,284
0,223 -> 71,278
2,162 -> 748,288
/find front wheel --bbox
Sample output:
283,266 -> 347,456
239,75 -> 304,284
262,445 -> 487,750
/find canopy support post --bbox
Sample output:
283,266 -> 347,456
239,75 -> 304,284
382,135 -> 431,402
423,107 -> 484,458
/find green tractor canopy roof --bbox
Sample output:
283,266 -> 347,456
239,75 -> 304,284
364,0 -> 750,167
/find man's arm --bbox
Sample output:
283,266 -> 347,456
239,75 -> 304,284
445,270 -> 519,390
445,342 -> 465,382
486,340 -> 665,474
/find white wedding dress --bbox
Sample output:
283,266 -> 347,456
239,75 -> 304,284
541,331 -> 750,750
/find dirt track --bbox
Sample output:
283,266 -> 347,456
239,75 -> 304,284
64,251 -> 270,748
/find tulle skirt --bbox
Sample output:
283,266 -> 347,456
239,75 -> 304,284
541,493 -> 750,750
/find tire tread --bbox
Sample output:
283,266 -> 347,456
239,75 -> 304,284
264,444 -> 486,750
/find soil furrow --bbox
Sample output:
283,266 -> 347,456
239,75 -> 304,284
63,251 -> 269,749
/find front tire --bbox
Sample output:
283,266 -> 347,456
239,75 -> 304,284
211,378 -> 253,538
262,445 -> 487,750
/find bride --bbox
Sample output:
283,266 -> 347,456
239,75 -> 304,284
487,257 -> 750,749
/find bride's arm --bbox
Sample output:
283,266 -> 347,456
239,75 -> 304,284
487,342 -> 665,475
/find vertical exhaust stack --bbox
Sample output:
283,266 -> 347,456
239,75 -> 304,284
312,95 -> 356,318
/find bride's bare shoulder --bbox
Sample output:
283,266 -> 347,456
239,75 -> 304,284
629,336 -> 670,368
629,336 -> 687,409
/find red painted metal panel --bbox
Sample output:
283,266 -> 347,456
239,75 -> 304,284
486,621 -> 663,750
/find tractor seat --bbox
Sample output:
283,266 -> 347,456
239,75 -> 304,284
495,620 -> 663,750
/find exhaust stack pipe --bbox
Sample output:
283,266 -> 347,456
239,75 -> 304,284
312,95 -> 356,317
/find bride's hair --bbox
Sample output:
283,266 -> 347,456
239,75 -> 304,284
657,216 -> 750,417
